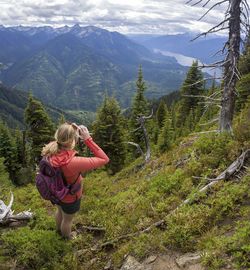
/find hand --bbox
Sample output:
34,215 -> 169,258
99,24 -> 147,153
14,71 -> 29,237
78,125 -> 91,141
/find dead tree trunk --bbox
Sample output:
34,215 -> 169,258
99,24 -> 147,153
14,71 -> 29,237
186,0 -> 249,133
128,111 -> 153,164
137,114 -> 151,163
219,0 -> 241,132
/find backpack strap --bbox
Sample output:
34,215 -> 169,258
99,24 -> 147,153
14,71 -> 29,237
60,169 -> 81,193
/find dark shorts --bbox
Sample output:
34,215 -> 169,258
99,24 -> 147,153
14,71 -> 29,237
59,199 -> 81,215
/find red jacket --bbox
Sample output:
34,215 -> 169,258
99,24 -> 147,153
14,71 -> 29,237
49,137 -> 109,203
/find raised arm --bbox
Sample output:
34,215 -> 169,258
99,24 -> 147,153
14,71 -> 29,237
70,125 -> 109,172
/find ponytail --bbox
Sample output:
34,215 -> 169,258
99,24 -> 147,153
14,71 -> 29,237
41,123 -> 77,157
41,141 -> 59,157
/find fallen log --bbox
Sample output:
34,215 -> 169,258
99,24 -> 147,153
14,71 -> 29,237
0,192 -> 33,226
180,149 -> 250,207
93,149 -> 249,250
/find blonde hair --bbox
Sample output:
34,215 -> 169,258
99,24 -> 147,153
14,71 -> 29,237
42,123 -> 78,156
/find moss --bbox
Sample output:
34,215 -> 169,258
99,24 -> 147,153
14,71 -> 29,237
1,227 -> 72,269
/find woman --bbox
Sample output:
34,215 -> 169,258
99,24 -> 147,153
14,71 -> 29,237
41,122 -> 109,239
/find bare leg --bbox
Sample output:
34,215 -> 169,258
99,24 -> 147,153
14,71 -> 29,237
55,205 -> 63,233
61,211 -> 75,239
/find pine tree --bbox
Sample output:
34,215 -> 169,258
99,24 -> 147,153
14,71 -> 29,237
236,38 -> 250,111
14,129 -> 25,166
157,109 -> 173,153
24,95 -> 54,164
0,122 -> 19,182
58,114 -> 66,125
130,65 -> 149,145
156,99 -> 168,128
93,96 -> 126,175
177,61 -> 204,128
0,157 -> 12,188
170,103 -> 177,141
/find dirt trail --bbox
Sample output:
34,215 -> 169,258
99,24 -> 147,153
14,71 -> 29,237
120,252 -> 204,270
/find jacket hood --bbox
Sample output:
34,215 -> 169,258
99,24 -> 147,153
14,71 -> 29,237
49,150 -> 77,167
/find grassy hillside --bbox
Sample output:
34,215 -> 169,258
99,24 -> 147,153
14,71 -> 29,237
0,104 -> 249,270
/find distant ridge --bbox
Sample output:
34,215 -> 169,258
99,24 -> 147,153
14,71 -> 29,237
128,33 -> 226,64
0,25 -> 188,111
0,83 -> 82,129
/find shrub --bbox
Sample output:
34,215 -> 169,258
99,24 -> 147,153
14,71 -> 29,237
1,227 -> 72,269
163,204 -> 211,251
230,221 -> 250,269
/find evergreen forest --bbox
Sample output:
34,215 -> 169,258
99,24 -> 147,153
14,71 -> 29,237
0,3 -> 250,269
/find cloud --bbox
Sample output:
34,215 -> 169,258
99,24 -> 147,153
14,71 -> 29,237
0,0 -> 248,34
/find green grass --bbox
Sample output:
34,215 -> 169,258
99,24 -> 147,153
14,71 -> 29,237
0,128 -> 249,269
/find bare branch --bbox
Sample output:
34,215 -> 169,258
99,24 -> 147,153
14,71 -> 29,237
127,141 -> 144,157
192,27 -> 229,41
182,94 -> 221,101
143,109 -> 153,120
191,0 -> 203,6
0,192 -> 14,220
242,0 -> 250,21
0,193 -> 33,225
198,0 -> 229,20
202,0 -> 212,7
243,0 -> 250,10
185,77 -> 222,87
191,130 -> 220,136
192,176 -> 219,181
198,59 -> 230,68
199,118 -> 219,126
185,0 -> 195,4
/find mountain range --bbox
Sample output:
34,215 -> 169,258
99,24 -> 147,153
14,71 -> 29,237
128,33 -> 227,64
0,25 -> 189,111
0,25 -> 226,112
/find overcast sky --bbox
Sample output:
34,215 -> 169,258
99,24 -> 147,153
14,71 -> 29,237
0,0 -> 249,34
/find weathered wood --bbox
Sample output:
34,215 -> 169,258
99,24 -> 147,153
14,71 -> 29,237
220,0 -> 241,132
128,110 -> 153,164
127,142 -> 144,157
0,192 -> 14,220
93,149 -> 249,250
180,149 -> 249,206
186,0 -> 248,133
0,193 -> 33,225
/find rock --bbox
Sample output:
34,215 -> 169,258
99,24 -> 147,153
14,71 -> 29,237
90,258 -> 98,265
152,254 -> 180,270
75,248 -> 88,257
176,253 -> 201,268
144,255 -> 157,264
186,264 -> 205,270
104,259 -> 112,270
120,255 -> 144,270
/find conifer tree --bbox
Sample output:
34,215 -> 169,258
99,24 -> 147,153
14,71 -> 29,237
157,109 -> 173,153
130,65 -> 149,145
170,104 -> 177,140
177,61 -> 204,128
236,38 -> 250,111
156,99 -> 168,128
0,122 -> 19,182
14,129 -> 26,166
24,95 -> 54,164
93,96 -> 126,175
58,114 -> 66,125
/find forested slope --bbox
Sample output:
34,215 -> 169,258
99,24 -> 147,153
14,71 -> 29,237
0,30 -> 249,270
0,100 -> 249,269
